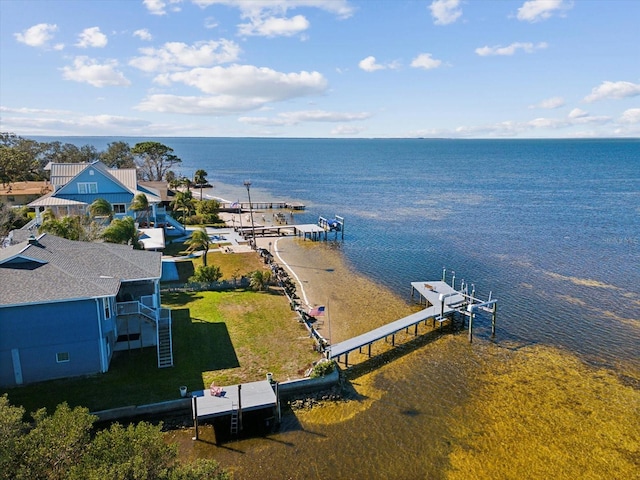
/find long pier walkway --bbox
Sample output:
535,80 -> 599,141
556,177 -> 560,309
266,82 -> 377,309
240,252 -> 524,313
327,280 -> 496,367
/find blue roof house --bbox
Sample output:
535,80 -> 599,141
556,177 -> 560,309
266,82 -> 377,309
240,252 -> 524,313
27,161 -> 186,236
0,233 -> 173,387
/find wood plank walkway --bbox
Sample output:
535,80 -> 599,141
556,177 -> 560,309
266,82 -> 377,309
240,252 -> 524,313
327,281 -> 466,366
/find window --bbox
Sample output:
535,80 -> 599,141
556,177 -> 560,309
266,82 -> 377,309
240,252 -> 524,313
56,352 -> 70,363
77,182 -> 98,194
103,298 -> 111,319
113,204 -> 126,214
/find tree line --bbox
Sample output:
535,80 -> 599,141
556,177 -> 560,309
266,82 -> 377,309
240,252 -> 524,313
0,133 -> 182,185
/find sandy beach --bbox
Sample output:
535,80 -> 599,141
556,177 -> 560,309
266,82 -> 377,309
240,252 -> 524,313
218,207 -> 419,346
257,235 -> 417,345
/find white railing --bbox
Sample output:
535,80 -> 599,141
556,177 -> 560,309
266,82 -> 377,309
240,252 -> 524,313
116,300 -> 158,322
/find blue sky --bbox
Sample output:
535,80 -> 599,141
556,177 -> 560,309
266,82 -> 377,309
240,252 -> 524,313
1,0 -> 638,138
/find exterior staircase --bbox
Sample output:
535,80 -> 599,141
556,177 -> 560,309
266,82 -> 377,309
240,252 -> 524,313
157,309 -> 174,368
117,298 -> 173,369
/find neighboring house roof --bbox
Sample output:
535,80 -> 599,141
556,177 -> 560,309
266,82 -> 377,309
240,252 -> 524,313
138,227 -> 165,251
0,181 -> 52,197
139,181 -> 176,203
0,233 -> 162,307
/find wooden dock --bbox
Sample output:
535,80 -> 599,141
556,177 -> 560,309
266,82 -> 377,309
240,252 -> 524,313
191,380 -> 278,440
327,280 -> 496,367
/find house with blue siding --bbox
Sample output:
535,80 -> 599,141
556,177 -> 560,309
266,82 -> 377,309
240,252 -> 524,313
0,233 -> 173,387
27,161 -> 185,236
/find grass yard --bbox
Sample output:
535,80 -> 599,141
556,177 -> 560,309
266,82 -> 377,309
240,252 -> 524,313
4,249 -> 319,417
167,243 -> 267,284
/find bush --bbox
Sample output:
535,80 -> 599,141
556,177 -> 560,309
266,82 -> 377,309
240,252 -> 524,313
189,265 -> 223,282
310,360 -> 335,378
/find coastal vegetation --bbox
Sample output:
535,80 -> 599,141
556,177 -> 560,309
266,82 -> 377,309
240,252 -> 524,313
0,203 -> 30,236
0,395 -> 229,479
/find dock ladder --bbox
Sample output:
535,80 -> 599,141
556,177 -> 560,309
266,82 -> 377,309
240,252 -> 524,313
230,403 -> 239,435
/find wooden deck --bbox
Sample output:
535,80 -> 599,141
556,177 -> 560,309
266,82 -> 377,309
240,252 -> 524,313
327,281 -> 467,366
191,380 -> 276,421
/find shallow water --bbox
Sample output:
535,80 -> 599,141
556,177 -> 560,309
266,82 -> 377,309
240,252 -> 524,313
43,137 -> 640,478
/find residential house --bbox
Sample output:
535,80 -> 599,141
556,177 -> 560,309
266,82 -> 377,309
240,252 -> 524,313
0,181 -> 52,207
0,232 -> 173,387
27,161 -> 185,236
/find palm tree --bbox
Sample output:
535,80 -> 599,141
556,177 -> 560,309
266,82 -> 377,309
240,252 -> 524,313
170,190 -> 194,226
185,227 -> 210,265
130,193 -> 150,227
194,169 -> 208,200
102,216 -> 142,249
89,198 -> 113,221
38,215 -> 84,241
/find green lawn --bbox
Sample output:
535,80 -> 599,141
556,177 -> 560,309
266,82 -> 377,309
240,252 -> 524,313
4,254 -> 319,417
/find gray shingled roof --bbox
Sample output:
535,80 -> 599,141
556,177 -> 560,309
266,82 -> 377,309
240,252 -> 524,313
0,234 -> 162,307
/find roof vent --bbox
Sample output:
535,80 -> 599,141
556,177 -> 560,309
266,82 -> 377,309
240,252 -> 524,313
27,234 -> 41,247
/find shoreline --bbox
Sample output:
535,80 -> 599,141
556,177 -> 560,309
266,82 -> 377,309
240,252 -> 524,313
256,235 -> 416,345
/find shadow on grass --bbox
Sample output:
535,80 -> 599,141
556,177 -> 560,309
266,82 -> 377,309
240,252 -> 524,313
5,307 -> 241,416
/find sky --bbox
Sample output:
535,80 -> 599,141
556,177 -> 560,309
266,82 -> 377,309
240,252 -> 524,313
1,0 -> 639,139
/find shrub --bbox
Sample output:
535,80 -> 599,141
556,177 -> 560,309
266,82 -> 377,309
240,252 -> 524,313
189,265 -> 223,282
310,360 -> 335,378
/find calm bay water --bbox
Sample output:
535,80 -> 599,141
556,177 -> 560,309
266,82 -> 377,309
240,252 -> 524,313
41,137 -> 640,477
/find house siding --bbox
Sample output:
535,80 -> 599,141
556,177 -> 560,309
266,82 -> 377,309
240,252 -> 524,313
0,299 -> 105,386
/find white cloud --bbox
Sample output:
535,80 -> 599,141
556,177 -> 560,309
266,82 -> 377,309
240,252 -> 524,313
193,0 -> 353,37
192,0 -> 355,20
475,42 -> 548,56
137,64 -> 328,114
240,110 -> 372,126
410,53 -> 443,70
159,64 -> 326,96
0,106 -> 74,115
61,56 -> 131,87
14,23 -> 59,48
568,108 -> 588,119
204,17 -> 218,29
134,29 -> 153,41
75,27 -> 108,48
358,56 -> 385,72
238,14 -> 309,37
143,0 -> 182,15
529,96 -> 565,109
331,125 -> 366,135
429,0 -> 462,25
517,0 -> 572,22
136,94 -> 267,114
619,108 -> 640,124
130,40 -> 241,72
584,81 -> 640,103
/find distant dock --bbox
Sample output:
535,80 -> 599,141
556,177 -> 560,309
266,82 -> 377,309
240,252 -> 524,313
219,201 -> 305,212
233,215 -> 345,242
